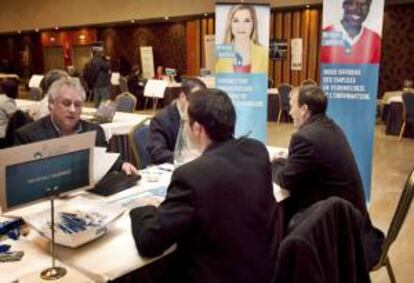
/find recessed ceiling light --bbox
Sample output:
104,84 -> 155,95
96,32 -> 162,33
54,26 -> 59,30
130,19 -> 135,23
306,4 -> 310,8
204,13 -> 208,17
165,16 -> 169,20
35,28 -> 39,32
17,30 -> 21,34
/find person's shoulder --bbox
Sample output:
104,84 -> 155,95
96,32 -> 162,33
153,104 -> 178,123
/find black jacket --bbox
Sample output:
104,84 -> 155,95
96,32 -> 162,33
13,115 -> 122,170
273,113 -> 368,219
130,138 -> 280,283
148,103 -> 180,164
274,197 -> 371,283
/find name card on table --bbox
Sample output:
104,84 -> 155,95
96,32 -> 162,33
144,79 -> 168,99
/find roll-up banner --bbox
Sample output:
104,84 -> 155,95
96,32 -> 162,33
215,2 -> 270,142
320,0 -> 385,201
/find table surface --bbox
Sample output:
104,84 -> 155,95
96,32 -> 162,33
1,147 -> 288,283
1,165 -> 173,283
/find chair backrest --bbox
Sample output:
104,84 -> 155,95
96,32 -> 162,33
277,83 -> 293,110
116,92 -> 137,113
29,87 -> 43,101
267,77 -> 274,88
402,92 -> 414,122
374,169 -> 414,268
4,110 -> 33,147
128,119 -> 151,169
119,76 -> 129,93
275,197 -> 370,283
300,79 -> 317,87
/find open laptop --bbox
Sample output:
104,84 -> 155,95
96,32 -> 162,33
87,100 -> 117,124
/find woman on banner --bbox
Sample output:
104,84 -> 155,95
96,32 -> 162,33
215,4 -> 268,74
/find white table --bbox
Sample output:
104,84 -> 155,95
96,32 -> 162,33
2,166 -> 174,283
0,237 -> 93,283
382,90 -> 403,104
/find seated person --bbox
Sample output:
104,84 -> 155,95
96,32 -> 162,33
14,77 -> 138,175
130,88 -> 279,283
272,85 -> 384,267
29,69 -> 70,120
154,65 -> 164,80
148,77 -> 206,164
0,79 -> 18,148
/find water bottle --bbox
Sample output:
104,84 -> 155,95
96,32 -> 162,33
173,123 -> 200,168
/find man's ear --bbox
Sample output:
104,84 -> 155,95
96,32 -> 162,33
48,100 -> 54,112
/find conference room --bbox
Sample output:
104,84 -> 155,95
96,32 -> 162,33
0,0 -> 413,282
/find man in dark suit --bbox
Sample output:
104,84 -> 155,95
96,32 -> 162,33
14,77 -> 138,175
148,77 -> 206,164
272,85 -> 383,268
130,89 -> 279,283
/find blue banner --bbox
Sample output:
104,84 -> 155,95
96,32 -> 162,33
215,4 -> 270,142
321,0 -> 385,201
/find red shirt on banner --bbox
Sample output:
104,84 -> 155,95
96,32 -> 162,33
320,25 -> 381,64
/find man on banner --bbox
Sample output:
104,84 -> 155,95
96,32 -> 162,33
321,0 -> 381,64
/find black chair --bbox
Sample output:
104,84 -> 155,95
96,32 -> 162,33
300,79 -> 317,86
128,119 -> 151,169
371,169 -> 414,283
268,77 -> 274,88
277,83 -> 293,124
4,110 -> 33,147
398,92 -> 414,141
274,197 -> 370,283
119,76 -> 129,93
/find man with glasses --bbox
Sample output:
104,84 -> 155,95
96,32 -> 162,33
14,77 -> 138,175
320,0 -> 381,64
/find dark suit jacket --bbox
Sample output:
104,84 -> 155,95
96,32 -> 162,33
148,103 -> 180,164
130,138 -> 279,283
13,115 -> 122,170
274,197 -> 370,283
273,114 -> 384,268
273,113 -> 368,219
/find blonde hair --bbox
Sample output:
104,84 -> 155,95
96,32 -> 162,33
223,4 -> 261,45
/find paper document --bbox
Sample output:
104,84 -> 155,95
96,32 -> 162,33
23,196 -> 124,248
94,147 -> 119,184
273,182 -> 290,202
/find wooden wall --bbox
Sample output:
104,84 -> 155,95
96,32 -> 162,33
187,7 -> 322,86
379,4 -> 414,95
0,4 -> 413,94
270,7 -> 321,87
98,22 -> 187,77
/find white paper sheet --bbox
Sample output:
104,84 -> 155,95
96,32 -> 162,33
93,147 -> 119,184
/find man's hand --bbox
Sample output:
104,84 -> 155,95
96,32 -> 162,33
121,162 -> 139,175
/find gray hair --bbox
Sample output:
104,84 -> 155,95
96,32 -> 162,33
47,77 -> 86,104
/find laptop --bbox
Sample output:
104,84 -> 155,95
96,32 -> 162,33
88,100 -> 117,124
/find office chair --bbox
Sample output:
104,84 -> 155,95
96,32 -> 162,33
277,83 -> 293,124
398,92 -> 414,141
128,118 -> 151,169
371,169 -> 414,283
115,92 -> 137,113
